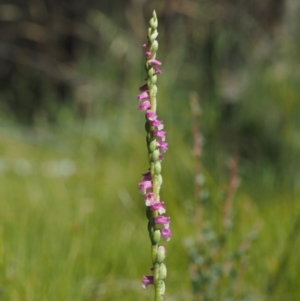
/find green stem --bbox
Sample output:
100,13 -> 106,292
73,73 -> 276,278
145,11 -> 166,301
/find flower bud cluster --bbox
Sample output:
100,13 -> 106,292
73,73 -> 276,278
137,11 -> 171,301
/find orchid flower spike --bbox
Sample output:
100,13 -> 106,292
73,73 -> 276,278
136,10 -> 171,301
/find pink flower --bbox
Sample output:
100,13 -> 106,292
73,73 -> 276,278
141,171 -> 152,181
149,59 -> 162,66
161,228 -> 172,241
137,91 -> 149,101
154,216 -> 170,228
145,110 -> 157,121
157,141 -> 168,153
149,119 -> 164,130
142,275 -> 154,289
139,84 -> 149,92
150,201 -> 166,214
138,100 -> 151,111
153,130 -> 166,140
154,68 -> 162,75
145,192 -> 156,206
138,180 -> 152,194
145,51 -> 152,59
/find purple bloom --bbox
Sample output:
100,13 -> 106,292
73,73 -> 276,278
161,228 -> 172,241
145,192 -> 156,206
141,171 -> 152,181
157,141 -> 168,153
154,216 -> 170,228
138,100 -> 151,111
145,51 -> 152,59
153,130 -> 166,140
150,201 -> 166,214
139,84 -> 149,91
142,275 -> 154,289
146,110 -> 157,121
149,59 -> 162,66
138,180 -> 152,194
154,68 -> 162,75
149,119 -> 164,130
137,91 -> 150,101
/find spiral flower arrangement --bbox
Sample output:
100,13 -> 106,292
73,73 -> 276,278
136,11 -> 171,301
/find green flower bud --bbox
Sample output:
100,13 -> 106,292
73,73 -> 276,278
150,15 -> 158,29
157,279 -> 165,295
154,161 -> 161,175
157,174 -> 163,186
157,245 -> 166,263
159,263 -> 167,279
151,149 -> 160,162
152,10 -> 157,21
151,31 -> 159,42
150,40 -> 159,53
150,75 -> 157,84
153,230 -> 161,244
151,85 -> 157,96
148,68 -> 154,77
149,139 -> 157,152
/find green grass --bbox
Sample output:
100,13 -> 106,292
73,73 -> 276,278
0,119 -> 299,301
1,4 -> 300,300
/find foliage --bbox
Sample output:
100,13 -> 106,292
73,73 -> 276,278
0,116 -> 299,300
0,1 -> 300,300
184,95 -> 260,301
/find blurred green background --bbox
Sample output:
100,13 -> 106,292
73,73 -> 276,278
0,0 -> 300,300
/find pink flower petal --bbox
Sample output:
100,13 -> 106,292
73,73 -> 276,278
161,228 -> 172,241
154,68 -> 162,75
145,51 -> 152,59
150,201 -> 166,214
157,141 -> 168,153
137,91 -> 149,101
149,59 -> 162,66
138,180 -> 152,194
138,100 -> 151,111
154,216 -> 170,228
145,192 -> 156,206
139,84 -> 149,92
149,119 -> 164,130
145,110 -> 157,121
142,275 -> 154,289
153,130 -> 166,140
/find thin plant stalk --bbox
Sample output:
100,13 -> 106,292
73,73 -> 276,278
137,11 -> 171,301
222,155 -> 239,231
190,91 -> 204,240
